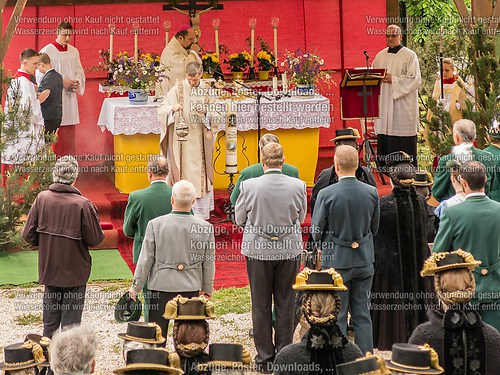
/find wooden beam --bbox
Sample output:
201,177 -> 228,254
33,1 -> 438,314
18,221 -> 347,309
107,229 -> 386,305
490,0 -> 500,31
0,0 -> 28,62
454,0 -> 472,29
6,0 -> 235,5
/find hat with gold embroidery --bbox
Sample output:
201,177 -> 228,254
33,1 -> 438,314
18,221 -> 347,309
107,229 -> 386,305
412,171 -> 433,187
115,292 -> 142,323
331,127 -> 361,142
23,334 -> 51,367
163,295 -> 216,320
0,341 -> 48,371
387,343 -> 444,374
420,249 -> 481,277
292,268 -> 347,291
113,348 -> 183,375
337,353 -> 391,375
118,321 -> 166,344
197,343 -> 252,371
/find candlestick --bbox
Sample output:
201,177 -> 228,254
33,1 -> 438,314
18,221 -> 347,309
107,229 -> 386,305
163,20 -> 171,47
225,101 -> 238,174
212,18 -> 220,57
272,17 -> 279,68
281,73 -> 288,92
109,23 -> 115,63
132,23 -> 140,62
249,18 -> 256,69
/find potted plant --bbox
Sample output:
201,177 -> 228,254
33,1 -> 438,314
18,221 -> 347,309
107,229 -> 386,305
281,49 -> 327,95
256,50 -> 274,80
201,52 -> 220,78
225,51 -> 252,80
111,51 -> 168,104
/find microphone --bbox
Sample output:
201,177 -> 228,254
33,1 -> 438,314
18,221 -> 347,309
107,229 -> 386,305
363,51 -> 369,59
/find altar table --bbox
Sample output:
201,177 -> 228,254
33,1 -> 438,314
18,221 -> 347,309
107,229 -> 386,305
97,95 -> 331,193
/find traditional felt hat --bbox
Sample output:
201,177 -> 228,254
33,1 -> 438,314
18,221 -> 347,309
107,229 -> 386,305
163,295 -> 216,320
23,334 -> 51,367
117,321 -> 166,344
489,114 -> 500,139
292,268 -> 347,291
420,249 -> 481,277
113,348 -> 183,375
0,342 -> 48,371
331,127 -> 361,142
115,292 -> 142,323
197,343 -> 251,370
336,354 -> 391,375
382,151 -> 415,177
386,343 -> 444,374
412,171 -> 433,187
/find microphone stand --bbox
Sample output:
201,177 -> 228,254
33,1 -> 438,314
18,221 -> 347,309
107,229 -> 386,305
234,81 -> 290,162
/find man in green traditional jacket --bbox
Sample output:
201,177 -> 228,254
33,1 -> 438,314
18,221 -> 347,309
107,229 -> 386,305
484,116 -> 500,202
432,160 -> 500,331
123,154 -> 173,320
432,119 -> 494,202
230,133 -> 299,206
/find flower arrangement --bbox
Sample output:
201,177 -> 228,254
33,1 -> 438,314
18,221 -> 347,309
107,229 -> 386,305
256,50 -> 274,71
202,52 -> 220,74
225,51 -> 252,72
111,51 -> 168,90
281,49 -> 329,86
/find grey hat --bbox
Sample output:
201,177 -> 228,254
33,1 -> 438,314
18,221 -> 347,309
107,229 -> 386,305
53,155 -> 79,184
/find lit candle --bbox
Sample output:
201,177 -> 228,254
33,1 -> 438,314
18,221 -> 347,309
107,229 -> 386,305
212,18 -> 220,58
163,20 -> 171,47
272,17 -> 279,67
225,101 -> 238,174
109,24 -> 115,63
281,73 -> 288,92
133,23 -> 139,62
272,76 -> 278,92
249,18 -> 257,69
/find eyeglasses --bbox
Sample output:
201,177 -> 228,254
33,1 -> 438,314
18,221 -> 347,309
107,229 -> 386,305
385,34 -> 401,38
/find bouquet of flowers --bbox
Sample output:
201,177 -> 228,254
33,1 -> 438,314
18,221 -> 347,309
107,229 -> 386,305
225,51 -> 252,72
281,49 -> 329,85
111,51 -> 168,90
256,50 -> 274,71
202,52 -> 220,74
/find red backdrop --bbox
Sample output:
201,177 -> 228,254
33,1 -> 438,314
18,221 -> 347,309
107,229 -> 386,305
4,0 -> 386,162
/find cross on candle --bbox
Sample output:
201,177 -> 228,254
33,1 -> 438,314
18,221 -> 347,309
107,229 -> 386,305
272,17 -> 279,68
163,20 -> 171,47
249,18 -> 257,69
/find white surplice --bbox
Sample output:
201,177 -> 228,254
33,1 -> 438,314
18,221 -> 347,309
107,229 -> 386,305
36,43 -> 85,126
373,46 -> 421,137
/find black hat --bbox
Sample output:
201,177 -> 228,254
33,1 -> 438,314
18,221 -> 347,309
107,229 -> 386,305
163,295 -> 216,320
113,348 -> 183,374
292,268 -> 347,291
115,292 -> 142,323
198,343 -> 251,370
0,342 -> 47,371
420,249 -> 481,277
387,343 -> 444,374
412,171 -> 433,187
117,321 -> 166,344
23,334 -> 51,367
331,128 -> 361,142
382,151 -> 414,176
337,354 -> 391,375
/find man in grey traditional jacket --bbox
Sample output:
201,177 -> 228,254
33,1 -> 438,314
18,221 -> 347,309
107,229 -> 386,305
235,142 -> 307,372
129,180 -> 215,342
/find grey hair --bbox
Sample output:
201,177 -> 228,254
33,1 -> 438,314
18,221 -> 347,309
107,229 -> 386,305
453,119 -> 476,143
258,133 -> 279,150
50,325 -> 97,375
121,340 -> 155,360
186,61 -> 203,76
53,155 -> 79,185
261,142 -> 284,168
147,154 -> 169,177
172,180 -> 196,208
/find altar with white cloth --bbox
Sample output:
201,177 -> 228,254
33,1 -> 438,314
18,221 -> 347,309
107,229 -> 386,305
98,94 -> 331,193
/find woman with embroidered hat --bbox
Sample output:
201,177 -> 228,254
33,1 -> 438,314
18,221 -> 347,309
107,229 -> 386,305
164,295 -> 216,375
197,343 -> 251,375
386,343 -> 443,374
408,250 -> 500,374
273,268 -> 363,375
0,339 -> 49,375
371,151 -> 433,350
412,171 -> 438,243
117,321 -> 166,361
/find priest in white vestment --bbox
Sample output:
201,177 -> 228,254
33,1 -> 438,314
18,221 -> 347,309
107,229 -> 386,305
158,62 -> 218,219
373,24 -> 421,167
160,25 -> 202,96
37,22 -> 85,127
2,49 -> 47,168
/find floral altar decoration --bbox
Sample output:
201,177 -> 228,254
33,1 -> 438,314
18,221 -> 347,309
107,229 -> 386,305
225,51 -> 252,80
202,52 -> 220,76
111,51 -> 167,91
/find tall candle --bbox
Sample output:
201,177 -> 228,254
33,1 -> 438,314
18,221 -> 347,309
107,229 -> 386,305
225,101 -> 238,174
272,76 -> 278,92
213,19 -> 221,58
272,17 -> 279,67
133,23 -> 139,62
163,20 -> 171,47
249,18 -> 256,69
281,73 -> 287,92
109,24 -> 115,62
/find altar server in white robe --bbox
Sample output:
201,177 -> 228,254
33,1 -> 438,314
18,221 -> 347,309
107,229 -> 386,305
158,61 -> 218,219
373,24 -> 421,167
37,22 -> 85,127
160,25 -> 202,95
2,49 -> 48,168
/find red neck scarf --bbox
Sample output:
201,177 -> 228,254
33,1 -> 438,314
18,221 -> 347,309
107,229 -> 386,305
51,41 -> 68,52
14,70 -> 33,82
443,77 -> 457,84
